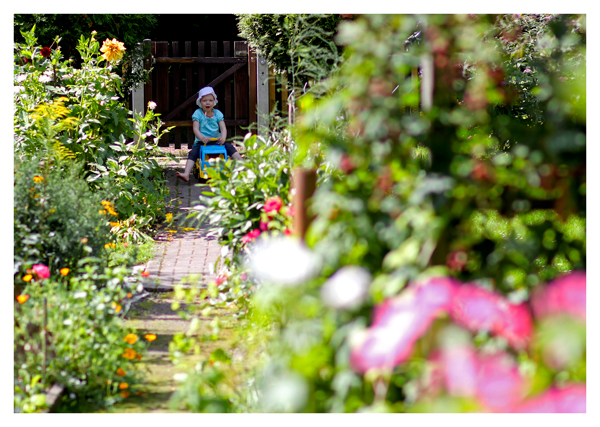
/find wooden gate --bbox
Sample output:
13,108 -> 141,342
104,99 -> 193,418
143,40 -> 254,148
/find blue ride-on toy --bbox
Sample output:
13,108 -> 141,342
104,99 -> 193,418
193,138 -> 228,181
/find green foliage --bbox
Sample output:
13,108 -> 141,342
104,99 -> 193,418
14,27 -> 172,238
250,14 -> 586,412
15,260 -> 149,412
189,133 -> 292,256
14,14 -> 158,66
14,157 -> 112,277
236,14 -> 342,93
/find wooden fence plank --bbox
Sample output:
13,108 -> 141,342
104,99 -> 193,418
156,42 -> 169,116
185,41 -> 194,144
223,41 -> 233,140
172,41 -> 181,149
154,57 -> 246,64
234,41 -> 249,138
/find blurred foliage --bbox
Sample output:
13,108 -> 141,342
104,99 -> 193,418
255,13 -> 586,412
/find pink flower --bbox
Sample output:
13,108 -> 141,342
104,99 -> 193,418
284,228 -> 292,236
240,273 -> 247,281
259,220 -> 269,231
263,196 -> 283,215
340,154 -> 355,174
531,271 -> 586,321
350,277 -> 457,373
441,344 -> 478,397
517,384 -> 586,413
285,205 -> 295,218
450,283 -> 533,349
216,275 -> 227,285
32,264 -> 50,279
523,68 -> 532,73
475,353 -> 526,412
241,229 -> 261,244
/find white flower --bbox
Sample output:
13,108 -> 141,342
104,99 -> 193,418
246,236 -> 320,286
14,86 -> 24,94
320,265 -> 371,310
15,74 -> 27,83
38,74 -> 52,83
261,371 -> 308,412
148,101 -> 157,110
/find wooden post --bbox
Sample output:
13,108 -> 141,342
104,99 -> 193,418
256,54 -> 269,137
292,168 -> 317,240
420,54 -> 434,112
234,41 -> 249,139
248,47 -> 258,133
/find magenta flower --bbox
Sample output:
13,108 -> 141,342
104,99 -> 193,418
531,271 -> 586,321
263,196 -> 283,215
441,344 -> 478,397
350,277 -> 457,373
241,229 -> 261,244
259,220 -> 269,231
517,384 -> 586,413
475,353 -> 526,412
32,264 -> 50,279
523,68 -> 532,73
450,283 -> 533,349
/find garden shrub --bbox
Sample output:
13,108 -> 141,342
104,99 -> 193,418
14,156 -> 112,280
189,133 -> 293,257
14,27 -> 172,237
247,14 -> 586,412
15,259 -> 150,412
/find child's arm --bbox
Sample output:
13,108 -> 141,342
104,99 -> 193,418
218,120 -> 227,144
193,121 -> 209,143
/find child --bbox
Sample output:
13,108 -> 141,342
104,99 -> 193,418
176,86 -> 242,182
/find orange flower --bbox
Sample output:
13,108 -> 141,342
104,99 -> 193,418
80,238 -> 88,244
116,368 -> 126,377
22,274 -> 32,282
144,334 -> 157,342
124,333 -> 137,345
127,292 -> 133,298
135,353 -> 142,360
141,271 -> 150,277
100,38 -> 126,63
119,390 -> 131,399
60,268 -> 69,276
122,348 -> 136,359
17,294 -> 30,304
119,382 -> 129,390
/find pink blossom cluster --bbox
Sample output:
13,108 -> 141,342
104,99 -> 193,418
241,196 -> 293,244
349,271 -> 586,412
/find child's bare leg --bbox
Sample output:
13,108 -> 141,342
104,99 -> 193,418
176,159 -> 195,182
231,152 -> 243,161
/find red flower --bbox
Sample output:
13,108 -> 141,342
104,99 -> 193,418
216,275 -> 227,285
32,264 -> 50,279
446,250 -> 468,272
340,154 -> 355,174
41,47 -> 52,58
241,229 -> 261,244
263,197 -> 283,215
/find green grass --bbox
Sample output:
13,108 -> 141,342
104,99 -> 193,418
108,240 -> 157,268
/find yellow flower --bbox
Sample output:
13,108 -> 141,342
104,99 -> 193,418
101,200 -> 111,206
116,368 -> 126,377
23,274 -> 33,282
17,294 -> 30,304
115,304 -> 122,313
33,175 -> 44,183
144,334 -> 157,342
60,268 -> 69,276
168,230 -> 177,233
124,333 -> 138,345
109,221 -> 119,227
119,382 -> 129,390
165,213 -> 173,223
105,243 -> 116,249
100,38 -> 126,63
122,348 -> 136,359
